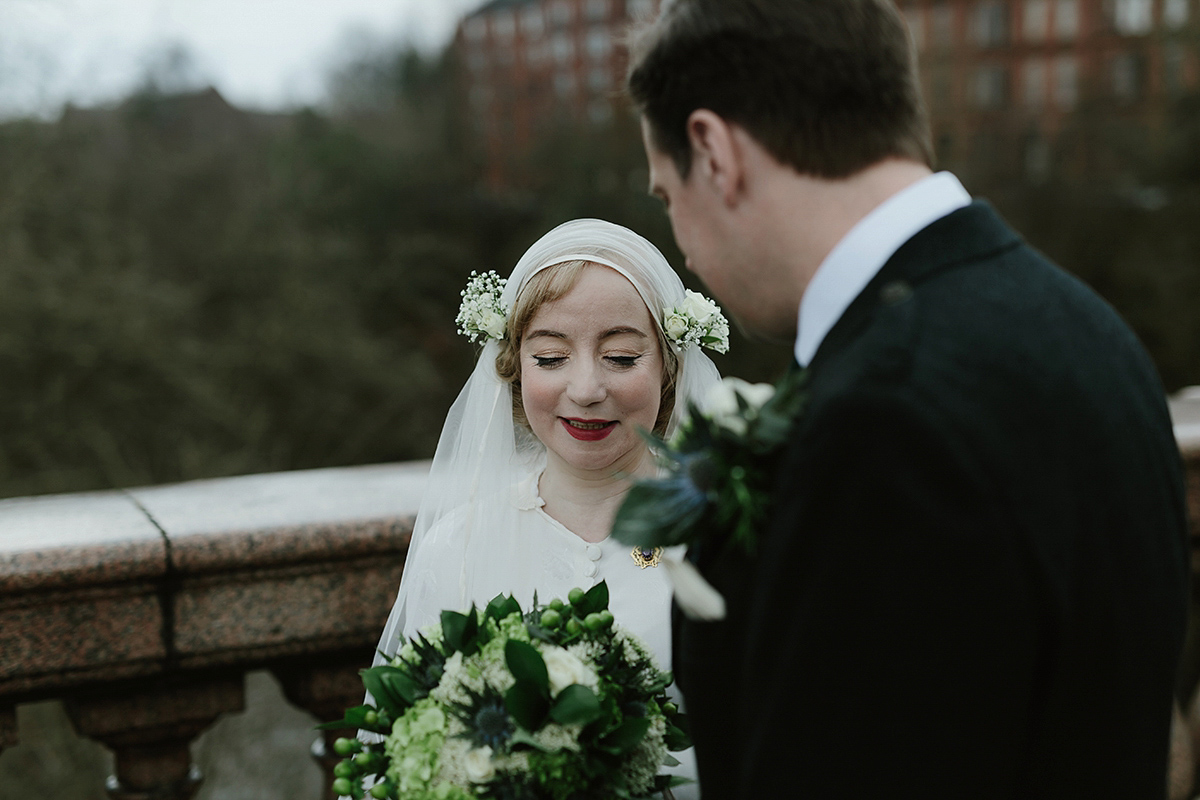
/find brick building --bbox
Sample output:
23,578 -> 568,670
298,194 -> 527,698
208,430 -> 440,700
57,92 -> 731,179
454,0 -> 660,187
456,0 -> 1200,187
899,0 -> 1200,182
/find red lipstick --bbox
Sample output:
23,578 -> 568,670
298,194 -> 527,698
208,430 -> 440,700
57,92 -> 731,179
560,418 -> 617,441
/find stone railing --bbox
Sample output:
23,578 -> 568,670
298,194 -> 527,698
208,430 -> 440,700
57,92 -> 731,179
0,461 -> 427,799
2,389 -> 1200,800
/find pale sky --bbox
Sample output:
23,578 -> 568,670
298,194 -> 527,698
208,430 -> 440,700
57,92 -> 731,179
0,0 -> 483,119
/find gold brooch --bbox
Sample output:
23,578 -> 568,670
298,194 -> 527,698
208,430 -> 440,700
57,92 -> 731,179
630,546 -> 664,569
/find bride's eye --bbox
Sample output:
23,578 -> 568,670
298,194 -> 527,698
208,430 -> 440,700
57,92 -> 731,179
532,355 -> 567,368
606,355 -> 642,368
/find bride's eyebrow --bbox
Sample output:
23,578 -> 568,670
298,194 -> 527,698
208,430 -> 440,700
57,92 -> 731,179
600,327 -> 648,341
525,329 -> 567,342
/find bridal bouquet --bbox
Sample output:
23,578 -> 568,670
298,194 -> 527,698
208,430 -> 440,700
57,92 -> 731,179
323,581 -> 689,799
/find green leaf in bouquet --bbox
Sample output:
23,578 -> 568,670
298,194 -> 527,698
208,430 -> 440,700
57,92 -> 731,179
662,753 -> 681,768
599,716 -> 652,755
550,684 -> 603,726
641,670 -> 673,695
508,728 -> 553,752
505,640 -> 550,694
504,680 -> 550,731
316,704 -> 383,733
360,666 -> 418,716
442,605 -> 483,656
486,593 -> 522,622
574,580 -> 609,616
664,716 -> 691,751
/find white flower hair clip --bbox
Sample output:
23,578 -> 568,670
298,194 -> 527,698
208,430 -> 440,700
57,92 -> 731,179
456,270 -> 508,343
663,290 -> 730,354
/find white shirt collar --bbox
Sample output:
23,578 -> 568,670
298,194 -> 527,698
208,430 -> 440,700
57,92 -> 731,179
793,171 -> 971,367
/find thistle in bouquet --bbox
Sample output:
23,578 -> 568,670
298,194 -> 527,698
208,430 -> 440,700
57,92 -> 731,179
612,368 -> 808,559
321,581 -> 690,800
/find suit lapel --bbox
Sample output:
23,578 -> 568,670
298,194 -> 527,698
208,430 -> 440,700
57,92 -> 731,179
806,200 -> 1023,375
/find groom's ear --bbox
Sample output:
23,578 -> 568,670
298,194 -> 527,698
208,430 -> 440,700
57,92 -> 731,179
685,110 -> 744,208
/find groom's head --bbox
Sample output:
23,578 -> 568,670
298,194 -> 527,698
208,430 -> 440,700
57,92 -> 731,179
627,0 -> 932,182
627,0 -> 933,338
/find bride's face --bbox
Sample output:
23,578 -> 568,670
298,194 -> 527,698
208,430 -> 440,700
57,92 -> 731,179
519,264 -> 664,476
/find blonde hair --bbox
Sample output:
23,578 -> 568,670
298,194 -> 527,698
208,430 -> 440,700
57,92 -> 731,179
495,261 -> 679,436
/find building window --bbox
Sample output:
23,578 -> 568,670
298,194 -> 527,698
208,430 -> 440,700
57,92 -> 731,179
1023,0 -> 1049,41
586,0 -> 611,22
972,63 -> 1009,107
588,66 -> 612,92
550,1 -> 573,27
1023,58 -> 1046,106
1111,51 -> 1146,100
469,85 -> 494,111
1024,132 -> 1051,182
932,1 -> 954,46
628,0 -> 656,19
554,71 -> 577,98
465,17 -> 488,42
1054,0 -> 1079,39
1165,42 -> 1187,92
1054,54 -> 1078,107
589,99 -> 613,124
931,67 -> 953,108
493,11 -> 516,41
1164,0 -> 1190,27
973,1 -> 1009,47
905,7 -> 925,50
586,28 -> 612,60
551,32 -> 574,63
1110,0 -> 1153,34
521,6 -> 545,37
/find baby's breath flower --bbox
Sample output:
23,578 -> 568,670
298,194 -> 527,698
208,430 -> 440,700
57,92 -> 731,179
457,271 -> 509,343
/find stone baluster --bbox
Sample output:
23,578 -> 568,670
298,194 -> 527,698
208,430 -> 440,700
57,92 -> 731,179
64,675 -> 244,800
274,653 -> 375,800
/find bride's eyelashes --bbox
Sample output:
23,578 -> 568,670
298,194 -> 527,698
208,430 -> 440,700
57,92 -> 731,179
529,353 -> 646,369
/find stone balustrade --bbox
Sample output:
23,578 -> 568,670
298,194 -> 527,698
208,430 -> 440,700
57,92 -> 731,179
0,461 -> 427,799
1,389 -> 1199,799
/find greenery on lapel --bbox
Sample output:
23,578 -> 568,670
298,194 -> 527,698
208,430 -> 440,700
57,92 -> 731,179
613,367 -> 808,556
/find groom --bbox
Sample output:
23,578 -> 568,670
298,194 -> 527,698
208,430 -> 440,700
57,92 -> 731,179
627,1 -> 1189,797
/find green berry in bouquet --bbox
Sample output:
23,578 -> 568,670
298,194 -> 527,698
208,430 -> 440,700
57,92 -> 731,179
321,581 -> 690,799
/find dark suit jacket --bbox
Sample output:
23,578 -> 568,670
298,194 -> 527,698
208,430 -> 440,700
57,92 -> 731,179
676,202 -> 1190,799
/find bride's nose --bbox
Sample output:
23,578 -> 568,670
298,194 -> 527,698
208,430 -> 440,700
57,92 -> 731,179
565,360 -> 606,406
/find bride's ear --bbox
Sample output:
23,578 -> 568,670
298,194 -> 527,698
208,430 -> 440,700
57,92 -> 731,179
685,109 -> 745,208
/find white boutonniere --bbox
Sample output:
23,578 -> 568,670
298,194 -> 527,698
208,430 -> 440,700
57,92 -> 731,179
613,369 -> 809,620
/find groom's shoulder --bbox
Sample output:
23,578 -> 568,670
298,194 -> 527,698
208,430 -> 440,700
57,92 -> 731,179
799,206 -> 1170,447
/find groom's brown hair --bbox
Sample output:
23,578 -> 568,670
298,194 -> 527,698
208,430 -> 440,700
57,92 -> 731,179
627,0 -> 933,180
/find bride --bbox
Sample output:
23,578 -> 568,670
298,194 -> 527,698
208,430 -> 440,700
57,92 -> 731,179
374,219 -> 725,797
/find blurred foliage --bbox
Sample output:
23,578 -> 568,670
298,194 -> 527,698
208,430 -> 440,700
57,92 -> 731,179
0,41 -> 1197,500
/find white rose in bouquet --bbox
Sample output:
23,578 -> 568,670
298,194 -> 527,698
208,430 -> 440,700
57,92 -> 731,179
542,645 -> 598,696
464,746 -> 496,783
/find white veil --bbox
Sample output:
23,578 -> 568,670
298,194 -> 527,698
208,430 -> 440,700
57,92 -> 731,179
373,218 -> 722,662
